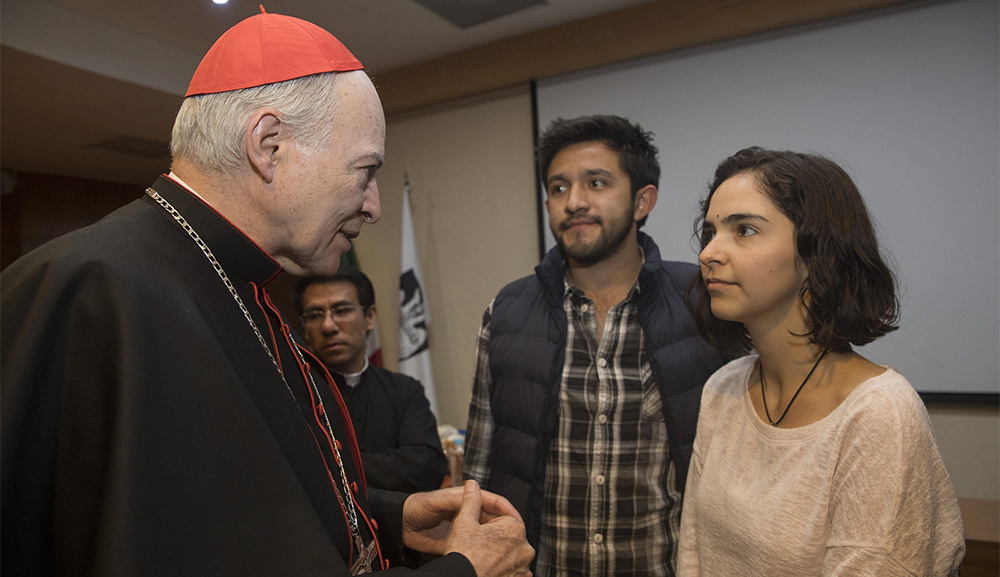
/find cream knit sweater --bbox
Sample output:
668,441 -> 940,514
678,355 -> 965,576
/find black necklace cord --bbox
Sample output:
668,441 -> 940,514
759,349 -> 828,427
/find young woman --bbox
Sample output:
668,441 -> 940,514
677,147 -> 965,576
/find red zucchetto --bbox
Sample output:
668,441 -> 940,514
185,5 -> 363,97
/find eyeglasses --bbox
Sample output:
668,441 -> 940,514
300,304 -> 363,326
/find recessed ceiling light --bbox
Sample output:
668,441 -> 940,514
213,0 -> 228,4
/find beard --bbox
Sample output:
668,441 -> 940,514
552,202 -> 635,265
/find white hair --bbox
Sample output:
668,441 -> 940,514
170,72 -> 344,174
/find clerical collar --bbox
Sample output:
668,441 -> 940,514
166,172 -> 205,202
149,175 -> 282,286
335,357 -> 369,388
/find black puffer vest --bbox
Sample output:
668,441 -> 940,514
485,232 -> 729,550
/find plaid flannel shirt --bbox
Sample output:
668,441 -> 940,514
464,277 -> 680,577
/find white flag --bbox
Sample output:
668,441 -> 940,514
398,183 -> 439,418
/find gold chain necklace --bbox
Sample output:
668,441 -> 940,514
146,187 -> 377,573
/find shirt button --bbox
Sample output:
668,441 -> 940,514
597,358 -> 607,368
597,414 -> 608,425
595,474 -> 605,485
581,303 -> 589,313
593,533 -> 604,544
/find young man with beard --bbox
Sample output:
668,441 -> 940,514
463,115 -> 729,577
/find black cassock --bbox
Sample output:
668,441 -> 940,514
1,175 -> 473,577
336,365 -> 447,494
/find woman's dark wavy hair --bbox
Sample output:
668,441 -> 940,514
536,114 -> 659,228
687,146 -> 900,355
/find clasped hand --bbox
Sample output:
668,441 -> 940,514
402,480 -> 534,577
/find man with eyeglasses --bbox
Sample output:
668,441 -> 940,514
294,266 -> 447,496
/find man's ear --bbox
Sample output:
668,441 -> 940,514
246,108 -> 285,183
634,185 -> 658,222
365,304 -> 378,333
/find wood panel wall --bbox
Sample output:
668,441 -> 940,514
1,172 -> 144,269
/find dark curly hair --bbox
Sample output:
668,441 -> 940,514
687,146 -> 900,355
536,114 -> 659,228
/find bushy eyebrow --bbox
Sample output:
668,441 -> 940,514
546,168 -> 614,186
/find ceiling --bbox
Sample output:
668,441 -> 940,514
0,0 -> 653,187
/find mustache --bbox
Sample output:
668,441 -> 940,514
558,214 -> 601,231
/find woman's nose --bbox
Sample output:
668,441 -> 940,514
699,236 -> 722,267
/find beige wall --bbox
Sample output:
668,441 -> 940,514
356,84 -> 1000,527
927,404 -> 1000,540
352,85 -> 540,431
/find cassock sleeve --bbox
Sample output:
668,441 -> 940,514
366,488 -> 477,576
